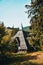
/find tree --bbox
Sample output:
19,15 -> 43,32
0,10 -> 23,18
0,22 -> 7,55
0,22 -> 5,43
25,0 -> 43,17
25,0 -> 43,50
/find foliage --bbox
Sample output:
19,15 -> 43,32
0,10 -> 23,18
8,39 -> 18,53
25,0 -> 43,17
0,22 -> 18,55
7,27 -> 19,36
0,22 -> 6,43
25,0 -> 43,50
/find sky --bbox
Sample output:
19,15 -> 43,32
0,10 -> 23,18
0,0 -> 31,28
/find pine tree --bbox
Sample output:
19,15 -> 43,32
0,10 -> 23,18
0,22 -> 5,43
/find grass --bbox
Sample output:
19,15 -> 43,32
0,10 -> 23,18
0,51 -> 43,65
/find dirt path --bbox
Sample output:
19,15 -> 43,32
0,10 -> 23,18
15,51 -> 43,65
27,51 -> 43,65
5,51 -> 43,65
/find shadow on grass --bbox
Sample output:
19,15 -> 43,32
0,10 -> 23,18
0,53 -> 40,65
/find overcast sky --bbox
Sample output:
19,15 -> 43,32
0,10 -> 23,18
0,0 -> 31,28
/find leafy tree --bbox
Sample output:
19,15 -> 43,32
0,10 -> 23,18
25,0 -> 43,17
25,0 -> 43,50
